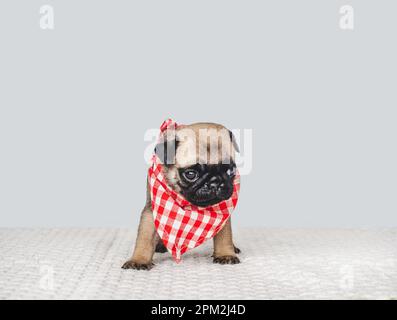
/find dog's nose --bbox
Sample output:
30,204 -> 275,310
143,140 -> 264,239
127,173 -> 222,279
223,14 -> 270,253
208,177 -> 221,190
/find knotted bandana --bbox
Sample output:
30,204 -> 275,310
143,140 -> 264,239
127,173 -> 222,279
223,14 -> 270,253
148,119 -> 240,263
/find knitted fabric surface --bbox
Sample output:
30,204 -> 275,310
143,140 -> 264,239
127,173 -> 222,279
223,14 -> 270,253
1,228 -> 396,300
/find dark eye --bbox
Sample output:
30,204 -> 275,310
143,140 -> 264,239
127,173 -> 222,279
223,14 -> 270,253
183,169 -> 199,182
226,166 -> 236,177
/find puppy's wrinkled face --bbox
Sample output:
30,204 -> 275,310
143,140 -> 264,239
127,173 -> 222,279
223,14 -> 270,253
156,122 -> 239,207
178,162 -> 237,207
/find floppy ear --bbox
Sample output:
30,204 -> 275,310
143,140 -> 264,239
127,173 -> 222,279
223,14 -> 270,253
155,133 -> 178,165
229,130 -> 240,153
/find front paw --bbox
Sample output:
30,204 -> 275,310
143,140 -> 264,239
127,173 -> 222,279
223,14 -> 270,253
213,255 -> 240,265
122,260 -> 154,270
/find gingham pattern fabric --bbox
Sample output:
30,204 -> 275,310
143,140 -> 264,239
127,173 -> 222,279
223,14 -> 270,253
148,119 -> 240,263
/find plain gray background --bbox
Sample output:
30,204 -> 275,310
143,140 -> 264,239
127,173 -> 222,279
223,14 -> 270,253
0,1 -> 396,227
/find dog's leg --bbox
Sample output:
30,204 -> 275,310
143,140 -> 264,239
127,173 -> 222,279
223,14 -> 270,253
155,239 -> 168,253
213,219 -> 240,264
122,205 -> 157,270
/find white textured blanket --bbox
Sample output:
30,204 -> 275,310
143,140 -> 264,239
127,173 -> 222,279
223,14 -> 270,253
0,228 -> 396,300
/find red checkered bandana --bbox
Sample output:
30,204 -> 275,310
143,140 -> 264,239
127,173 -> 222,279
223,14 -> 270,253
149,119 -> 240,263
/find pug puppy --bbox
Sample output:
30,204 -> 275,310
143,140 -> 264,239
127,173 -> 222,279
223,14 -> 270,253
122,122 -> 240,270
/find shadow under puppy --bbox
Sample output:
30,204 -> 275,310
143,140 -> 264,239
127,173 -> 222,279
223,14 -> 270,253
123,122 -> 241,270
